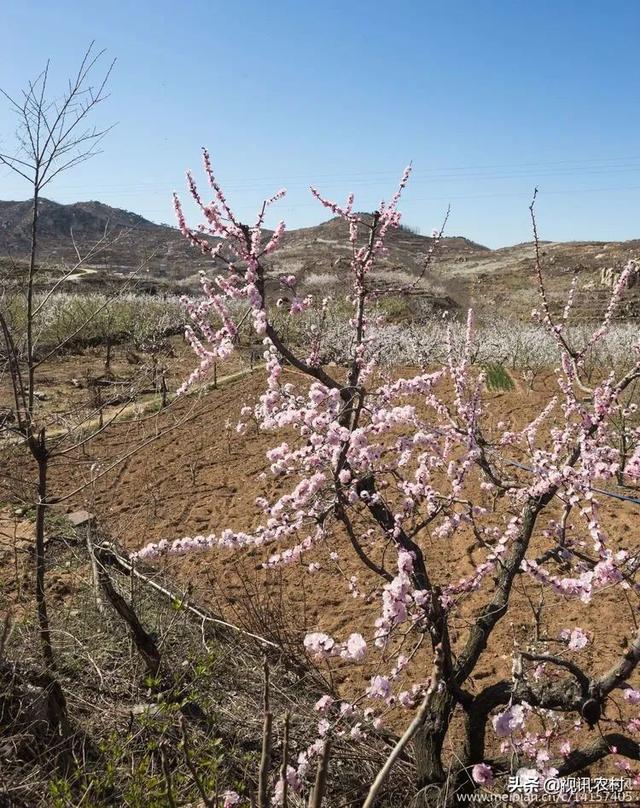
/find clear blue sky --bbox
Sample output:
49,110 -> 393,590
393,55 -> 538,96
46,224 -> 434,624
1,0 -> 639,248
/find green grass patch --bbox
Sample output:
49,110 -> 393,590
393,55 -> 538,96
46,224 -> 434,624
483,362 -> 515,392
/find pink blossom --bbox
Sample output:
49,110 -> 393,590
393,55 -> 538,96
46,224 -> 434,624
492,704 -> 526,737
626,444 -> 640,478
559,627 -> 589,651
340,702 -> 355,717
303,632 -> 335,658
471,763 -> 494,785
367,675 -> 391,699
344,633 -> 367,661
317,719 -> 330,736
398,690 -> 416,708
315,695 -> 334,714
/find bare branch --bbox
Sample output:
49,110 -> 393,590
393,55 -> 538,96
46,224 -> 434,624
554,733 -> 640,776
595,625 -> 640,698
363,645 -> 443,808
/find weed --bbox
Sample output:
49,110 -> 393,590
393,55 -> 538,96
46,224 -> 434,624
483,362 -> 515,391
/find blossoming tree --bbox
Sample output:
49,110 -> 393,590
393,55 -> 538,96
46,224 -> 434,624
137,151 -> 640,806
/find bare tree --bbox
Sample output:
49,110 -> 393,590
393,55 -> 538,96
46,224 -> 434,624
0,44 -> 114,668
0,42 -> 114,412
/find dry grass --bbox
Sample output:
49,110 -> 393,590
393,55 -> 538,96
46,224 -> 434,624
0,521 -> 411,806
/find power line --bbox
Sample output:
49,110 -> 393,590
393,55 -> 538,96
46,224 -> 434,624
133,183 -> 640,217
13,154 -> 640,195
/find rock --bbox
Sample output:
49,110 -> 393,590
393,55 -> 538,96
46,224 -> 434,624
131,703 -> 164,718
66,510 -> 95,528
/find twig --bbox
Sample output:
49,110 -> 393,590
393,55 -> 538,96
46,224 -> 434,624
160,744 -> 178,808
85,520 -> 104,615
280,712 -> 290,808
180,715 -> 213,807
96,543 -> 278,648
308,738 -> 331,808
95,556 -> 162,678
0,612 -> 12,662
258,657 -> 273,808
520,651 -> 589,696
362,645 -> 443,808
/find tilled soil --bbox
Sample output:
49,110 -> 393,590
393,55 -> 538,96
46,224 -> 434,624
3,365 -> 640,762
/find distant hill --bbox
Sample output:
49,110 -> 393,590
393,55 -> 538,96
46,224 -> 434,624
1,198 -> 639,321
0,198 -> 212,282
0,199 -> 159,241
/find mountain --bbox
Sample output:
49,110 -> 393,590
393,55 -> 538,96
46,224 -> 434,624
0,199 -> 485,298
1,198 -> 639,321
0,199 -> 214,283
0,199 -> 158,241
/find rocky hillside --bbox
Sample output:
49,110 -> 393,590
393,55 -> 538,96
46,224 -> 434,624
0,199 -> 157,241
0,198 -> 214,282
1,198 -> 639,321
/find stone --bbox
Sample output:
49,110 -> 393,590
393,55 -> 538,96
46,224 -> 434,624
67,510 -> 95,528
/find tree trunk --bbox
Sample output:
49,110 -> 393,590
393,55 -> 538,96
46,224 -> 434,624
411,689 -> 456,806
34,438 -> 54,669
27,187 -> 39,415
105,335 -> 112,373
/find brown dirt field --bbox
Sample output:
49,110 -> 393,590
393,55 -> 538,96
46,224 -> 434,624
58,375 -> 640,679
0,335 -> 249,432
3,363 -> 640,766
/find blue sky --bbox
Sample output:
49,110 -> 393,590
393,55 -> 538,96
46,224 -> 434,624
1,0 -> 639,248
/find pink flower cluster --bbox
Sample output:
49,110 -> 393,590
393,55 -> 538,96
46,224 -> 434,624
303,631 -> 367,662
